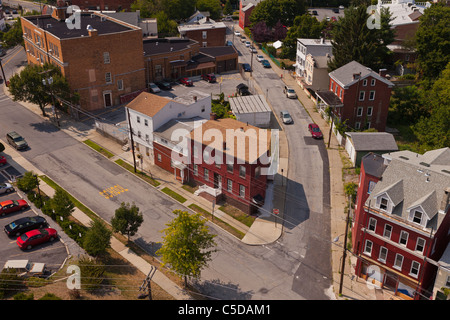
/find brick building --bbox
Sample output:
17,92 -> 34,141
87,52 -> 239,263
21,4 -> 146,111
238,0 -> 261,29
68,0 -> 135,11
352,149 -> 450,299
318,61 -> 394,132
188,115 -> 271,214
178,17 -> 227,47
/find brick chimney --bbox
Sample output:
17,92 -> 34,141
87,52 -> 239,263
379,68 -> 387,78
52,0 -> 67,21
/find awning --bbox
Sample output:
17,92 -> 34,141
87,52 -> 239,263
186,61 -> 216,71
316,91 -> 344,107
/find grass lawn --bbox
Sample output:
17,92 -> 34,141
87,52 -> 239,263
161,187 -> 187,203
83,139 -> 115,158
218,203 -> 255,228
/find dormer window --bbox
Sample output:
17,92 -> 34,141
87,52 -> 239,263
412,210 -> 423,224
380,197 -> 388,210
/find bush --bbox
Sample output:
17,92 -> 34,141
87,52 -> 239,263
13,292 -> 34,300
0,268 -> 23,299
16,171 -> 38,193
78,255 -> 107,291
38,293 -> 62,300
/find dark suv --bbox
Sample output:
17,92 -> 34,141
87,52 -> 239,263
6,132 -> 28,150
236,83 -> 251,96
202,73 -> 216,83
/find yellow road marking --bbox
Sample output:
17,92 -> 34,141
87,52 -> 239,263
100,184 -> 128,199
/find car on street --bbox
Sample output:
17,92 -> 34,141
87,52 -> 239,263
284,86 -> 297,99
256,55 -> 264,62
202,73 -> 216,83
280,111 -> 293,124
234,31 -> 241,36
308,123 -> 323,139
236,83 -> 251,96
4,216 -> 48,237
0,199 -> 29,216
155,81 -> 172,90
179,77 -> 193,86
17,228 -> 58,250
0,155 -> 7,167
223,16 -> 233,22
312,10 -> 318,15
245,41 -> 251,47
242,63 -> 252,72
226,40 -> 233,46
148,82 -> 161,93
0,183 -> 14,194
249,46 -> 257,53
261,59 -> 271,68
6,131 -> 28,150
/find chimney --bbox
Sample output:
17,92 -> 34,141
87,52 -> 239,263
210,112 -> 217,120
441,187 -> 450,212
87,26 -> 98,37
320,37 -> 324,44
379,68 -> 387,77
353,73 -> 360,80
52,0 -> 67,21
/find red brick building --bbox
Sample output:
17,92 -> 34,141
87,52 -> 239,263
318,61 -> 394,132
352,149 -> 450,299
238,0 -> 261,29
21,4 -> 145,111
188,115 -> 271,214
178,17 -> 227,47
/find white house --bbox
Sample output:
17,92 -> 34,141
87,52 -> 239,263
295,38 -> 332,79
125,90 -> 211,161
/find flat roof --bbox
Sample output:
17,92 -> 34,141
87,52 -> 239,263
24,12 -> 136,39
229,95 -> 271,114
143,38 -> 198,56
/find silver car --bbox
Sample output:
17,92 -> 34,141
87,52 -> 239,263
0,183 -> 14,194
280,111 -> 293,124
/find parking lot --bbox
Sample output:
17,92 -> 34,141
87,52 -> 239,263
0,164 -> 68,276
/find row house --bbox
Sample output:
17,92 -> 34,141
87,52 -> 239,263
294,38 -> 332,80
178,17 -> 227,47
317,61 -> 394,132
353,148 -> 450,299
188,116 -> 271,215
238,0 -> 261,29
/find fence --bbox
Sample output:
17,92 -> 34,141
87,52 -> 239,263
260,46 -> 282,68
95,120 -> 128,145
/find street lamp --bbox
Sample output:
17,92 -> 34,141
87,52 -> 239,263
42,76 -> 60,127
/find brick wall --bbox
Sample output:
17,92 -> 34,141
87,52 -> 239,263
183,27 -> 227,47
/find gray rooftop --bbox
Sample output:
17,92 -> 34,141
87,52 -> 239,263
346,132 -> 398,152
329,60 -> 394,88
361,153 -> 387,178
154,117 -> 207,144
229,95 -> 272,114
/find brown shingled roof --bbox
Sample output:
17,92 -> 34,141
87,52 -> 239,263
125,92 -> 171,117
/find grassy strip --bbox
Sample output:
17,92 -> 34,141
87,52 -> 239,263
219,204 -> 255,228
114,159 -> 160,187
83,139 -> 115,159
161,187 -> 187,203
188,203 -> 245,240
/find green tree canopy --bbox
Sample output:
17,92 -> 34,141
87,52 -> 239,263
249,0 -> 306,28
83,220 -> 112,257
51,188 -> 75,219
156,210 -> 216,286
196,0 -> 223,20
111,202 -> 144,241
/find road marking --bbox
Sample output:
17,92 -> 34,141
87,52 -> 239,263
99,184 -> 128,199
3,46 -> 24,67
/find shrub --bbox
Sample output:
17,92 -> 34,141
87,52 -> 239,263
78,255 -> 107,291
13,292 -> 34,300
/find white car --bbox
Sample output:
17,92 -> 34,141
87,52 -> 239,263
256,55 -> 264,62
234,31 -> 241,36
284,86 -> 297,99
148,82 -> 161,93
245,41 -> 251,47
0,183 -> 14,194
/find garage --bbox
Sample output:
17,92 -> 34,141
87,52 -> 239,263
229,94 -> 272,128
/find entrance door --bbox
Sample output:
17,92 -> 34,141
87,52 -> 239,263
103,91 -> 112,107
384,271 -> 398,290
214,173 -> 222,189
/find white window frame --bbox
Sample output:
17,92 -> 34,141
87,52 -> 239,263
193,164 -> 198,176
368,181 -> 376,194
399,230 -> 409,246
364,240 -> 373,255
415,237 -> 426,253
367,106 -> 373,116
136,116 -> 140,123
202,31 -> 207,39
117,79 -> 123,91
157,154 -> 162,162
380,197 -> 388,210
359,91 -> 365,101
412,210 -> 423,225
239,165 -> 246,178
204,168 -> 209,181
355,122 -> 361,130
383,224 -> 392,239
105,72 -> 112,84
378,246 -> 388,263
357,106 -> 363,117
371,79 -> 376,86
362,79 -> 368,86
369,90 -> 375,101
103,52 -> 110,64
394,254 -> 404,270
239,184 -> 245,198
227,179 -> 233,192
410,261 -> 420,278
144,119 -> 148,127
368,217 -> 377,232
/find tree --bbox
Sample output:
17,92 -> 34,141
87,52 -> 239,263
111,202 -> 143,241
415,3 -> 450,85
196,0 -> 223,20
388,86 -> 428,124
159,0 -> 196,21
51,188 -> 75,219
327,5 -> 395,72
156,210 -> 216,286
251,21 -> 272,43
273,20 -> 287,41
83,220 -> 112,257
249,0 -> 305,28
16,171 -> 38,193
223,0 -> 233,15
130,0 -> 160,18
154,11 -> 179,37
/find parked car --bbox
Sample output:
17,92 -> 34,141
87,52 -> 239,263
236,83 -> 251,96
280,111 -> 293,124
6,131 -> 28,150
2,260 -> 48,278
12,10 -> 18,14
308,123 -> 323,139
249,46 -> 257,53
4,216 -> 48,237
242,63 -> 252,72
240,37 -> 247,43
155,81 -> 172,90
0,199 -> 29,216
0,183 -> 14,194
179,77 -> 193,86
0,155 -> 7,167
245,41 -> 251,47
148,82 -> 161,93
284,86 -> 297,99
256,55 -> 264,62
202,73 -> 216,83
17,228 -> 58,250
234,30 -> 241,36
312,10 -> 318,15
223,16 -> 233,22
261,59 -> 271,68
226,40 -> 233,46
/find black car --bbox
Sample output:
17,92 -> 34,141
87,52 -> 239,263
242,63 -> 252,72
4,216 -> 47,237
155,81 -> 172,90
236,83 -> 251,96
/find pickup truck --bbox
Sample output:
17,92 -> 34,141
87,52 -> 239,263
3,260 -> 48,278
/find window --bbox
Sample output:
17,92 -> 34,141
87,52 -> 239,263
369,91 -> 375,101
399,231 -> 409,246
357,107 -> 363,117
413,210 -> 423,224
362,79 -> 368,86
355,122 -> 361,130
367,106 -> 373,116
239,185 -> 245,198
202,31 -> 207,39
394,254 -> 403,270
364,240 -> 373,255
380,197 -> 388,210
340,90 -> 343,99
137,131 -> 141,138
415,238 -> 426,253
144,119 -> 148,127
157,154 -> 162,162
136,116 -> 141,123
117,79 -> 123,91
227,179 -> 233,192
368,218 -> 377,231
446,276 -> 450,288
359,91 -> 365,101
202,42 -> 207,47
193,164 -> 198,176
227,163 -> 233,173
365,122 -> 371,130
239,165 -> 246,178
105,72 -> 112,84
155,65 -> 162,77
103,52 -> 110,64
371,79 -> 376,86
379,247 -> 388,263
204,168 -> 209,181
383,224 -> 392,239
193,145 -> 199,158
145,134 -> 149,142
410,261 -> 420,278
368,181 -> 376,194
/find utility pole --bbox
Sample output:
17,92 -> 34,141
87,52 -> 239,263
138,266 -> 156,300
0,59 -> 7,86
339,196 -> 351,296
126,107 -> 137,173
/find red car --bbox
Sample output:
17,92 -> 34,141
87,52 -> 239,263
179,77 -> 193,86
202,73 -> 216,83
0,155 -> 6,166
308,123 -> 323,139
0,199 -> 29,216
17,228 -> 58,250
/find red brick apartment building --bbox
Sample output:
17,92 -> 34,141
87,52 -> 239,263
239,0 -> 261,29
318,61 -> 394,132
188,115 -> 271,215
178,17 -> 227,47
21,3 -> 145,111
352,148 -> 450,299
